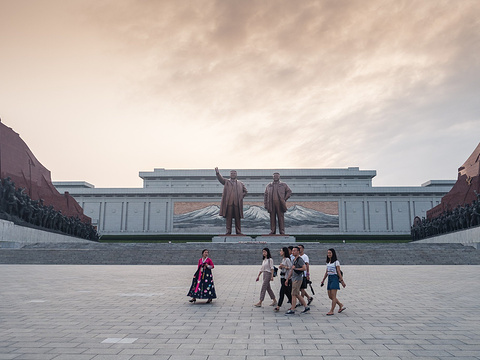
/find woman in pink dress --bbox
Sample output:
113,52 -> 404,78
187,249 -> 216,303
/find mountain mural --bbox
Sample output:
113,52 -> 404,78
173,204 -> 339,233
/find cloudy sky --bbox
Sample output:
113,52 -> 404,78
1,0 -> 479,188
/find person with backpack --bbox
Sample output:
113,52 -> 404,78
284,246 -> 310,315
320,248 -> 346,315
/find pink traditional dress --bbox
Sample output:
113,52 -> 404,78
187,257 -> 217,300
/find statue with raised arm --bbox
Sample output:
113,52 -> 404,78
215,167 -> 248,235
264,172 -> 292,235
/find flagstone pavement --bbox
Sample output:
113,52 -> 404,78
1,265 -> 479,360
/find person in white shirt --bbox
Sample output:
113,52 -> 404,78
254,248 -> 277,307
274,247 -> 292,312
320,248 -> 346,315
299,245 -> 314,306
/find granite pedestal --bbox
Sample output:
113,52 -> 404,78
212,235 -> 254,243
256,235 -> 296,243
212,235 -> 296,243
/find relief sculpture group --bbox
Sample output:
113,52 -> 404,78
215,168 -> 292,235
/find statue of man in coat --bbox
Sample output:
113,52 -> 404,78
264,172 -> 292,235
215,167 -> 248,235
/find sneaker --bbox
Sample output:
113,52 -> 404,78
295,303 -> 301,308
307,297 -> 314,305
285,309 -> 295,315
301,307 -> 310,314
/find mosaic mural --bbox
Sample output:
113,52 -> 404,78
173,201 -> 339,233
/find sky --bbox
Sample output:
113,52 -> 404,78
1,0 -> 479,189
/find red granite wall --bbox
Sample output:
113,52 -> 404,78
0,120 -> 90,223
427,143 -> 480,219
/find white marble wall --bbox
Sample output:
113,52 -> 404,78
72,196 -> 441,235
54,168 -> 450,235
0,219 -> 92,246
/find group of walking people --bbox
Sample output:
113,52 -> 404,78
187,245 -> 346,316
253,245 -> 346,315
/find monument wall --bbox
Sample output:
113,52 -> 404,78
427,143 -> 480,219
54,168 -> 453,236
0,121 -> 90,222
0,219 -> 94,247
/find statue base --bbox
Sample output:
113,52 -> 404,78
211,235 -> 296,243
257,235 -> 296,243
212,235 -> 255,243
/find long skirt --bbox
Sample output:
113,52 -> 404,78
187,267 -> 217,299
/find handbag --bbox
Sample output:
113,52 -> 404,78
273,266 -> 278,277
301,275 -> 307,289
293,258 -> 304,274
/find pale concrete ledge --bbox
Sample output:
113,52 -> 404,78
212,235 -> 296,243
415,226 -> 480,249
255,235 -> 296,243
212,235 -> 255,243
0,219 -> 94,247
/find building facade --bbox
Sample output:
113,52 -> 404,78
53,168 -> 454,236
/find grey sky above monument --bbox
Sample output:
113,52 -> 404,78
0,0 -> 478,189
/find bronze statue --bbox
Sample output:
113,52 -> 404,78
264,172 -> 292,235
215,167 -> 248,235
0,176 -> 99,241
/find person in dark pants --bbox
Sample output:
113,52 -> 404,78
299,244 -> 314,306
274,247 -> 292,312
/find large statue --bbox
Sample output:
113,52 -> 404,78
215,167 -> 248,235
264,172 -> 292,235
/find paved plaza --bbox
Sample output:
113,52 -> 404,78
1,264 -> 479,360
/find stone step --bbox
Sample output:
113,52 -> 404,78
0,242 -> 478,265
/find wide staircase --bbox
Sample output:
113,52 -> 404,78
0,241 -> 478,265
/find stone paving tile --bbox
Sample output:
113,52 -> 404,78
51,356 -> 95,360
0,355 -> 19,360
90,356 -> 133,360
0,265 -> 479,359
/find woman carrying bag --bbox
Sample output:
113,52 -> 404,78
254,247 -> 277,307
